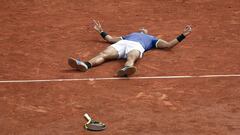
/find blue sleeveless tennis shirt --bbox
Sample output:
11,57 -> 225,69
122,32 -> 158,51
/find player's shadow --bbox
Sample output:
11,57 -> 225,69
61,69 -> 80,73
155,48 -> 174,51
89,40 -> 110,44
61,59 -> 126,74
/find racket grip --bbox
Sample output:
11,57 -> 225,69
84,113 -> 92,121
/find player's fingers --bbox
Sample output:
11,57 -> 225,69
93,20 -> 101,28
187,27 -> 192,32
98,21 -> 101,27
186,25 -> 191,30
189,26 -> 192,30
93,20 -> 98,25
184,26 -> 191,32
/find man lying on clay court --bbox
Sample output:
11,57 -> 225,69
68,20 -> 192,77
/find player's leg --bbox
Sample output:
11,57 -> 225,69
117,49 -> 140,77
116,40 -> 145,77
88,46 -> 118,66
68,46 -> 118,72
125,49 -> 140,67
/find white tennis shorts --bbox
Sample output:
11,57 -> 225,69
111,40 -> 145,59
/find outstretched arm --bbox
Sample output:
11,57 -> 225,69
93,20 -> 122,43
156,25 -> 192,49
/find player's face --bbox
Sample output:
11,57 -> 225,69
139,28 -> 148,34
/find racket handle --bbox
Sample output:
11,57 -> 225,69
84,113 -> 92,121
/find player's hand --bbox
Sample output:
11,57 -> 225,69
93,20 -> 103,33
183,25 -> 192,36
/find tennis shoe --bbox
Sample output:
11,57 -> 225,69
68,57 -> 88,72
117,66 -> 136,77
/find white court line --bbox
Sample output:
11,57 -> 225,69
0,74 -> 240,83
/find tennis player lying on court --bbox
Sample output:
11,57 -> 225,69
68,20 -> 192,77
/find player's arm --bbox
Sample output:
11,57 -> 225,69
156,25 -> 192,49
93,20 -> 122,43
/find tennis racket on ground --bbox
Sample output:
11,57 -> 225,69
83,113 -> 106,131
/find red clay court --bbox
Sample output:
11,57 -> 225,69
0,0 -> 239,135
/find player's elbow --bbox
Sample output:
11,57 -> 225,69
107,38 -> 116,43
104,36 -> 115,43
166,43 -> 174,49
157,42 -> 171,49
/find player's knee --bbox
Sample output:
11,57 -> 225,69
158,42 -> 171,48
127,54 -> 139,61
99,52 -> 108,59
165,42 -> 172,48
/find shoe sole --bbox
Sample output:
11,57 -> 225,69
68,57 -> 87,72
117,66 -> 136,77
